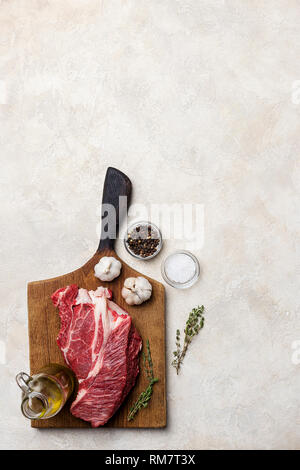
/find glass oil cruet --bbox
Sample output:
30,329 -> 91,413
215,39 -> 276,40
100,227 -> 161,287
16,363 -> 75,420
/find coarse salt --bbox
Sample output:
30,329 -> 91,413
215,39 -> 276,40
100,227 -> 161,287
164,253 -> 196,284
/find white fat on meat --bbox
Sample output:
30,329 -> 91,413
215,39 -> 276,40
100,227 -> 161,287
71,287 -> 128,406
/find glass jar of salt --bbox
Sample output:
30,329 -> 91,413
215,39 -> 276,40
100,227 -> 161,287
161,250 -> 200,288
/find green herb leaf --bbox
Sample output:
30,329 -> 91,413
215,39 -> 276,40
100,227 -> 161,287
128,339 -> 158,422
172,305 -> 205,375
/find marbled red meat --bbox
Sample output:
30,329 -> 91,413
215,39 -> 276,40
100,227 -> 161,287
51,284 -> 142,427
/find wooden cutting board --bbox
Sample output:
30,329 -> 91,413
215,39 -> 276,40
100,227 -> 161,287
27,168 -> 166,428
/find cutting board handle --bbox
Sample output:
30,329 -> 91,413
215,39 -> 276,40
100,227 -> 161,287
97,167 -> 132,252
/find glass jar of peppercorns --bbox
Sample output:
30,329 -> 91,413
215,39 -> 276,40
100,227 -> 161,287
124,221 -> 162,260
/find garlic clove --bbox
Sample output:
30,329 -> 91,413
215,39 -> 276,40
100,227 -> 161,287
122,276 -> 152,305
94,256 -> 122,282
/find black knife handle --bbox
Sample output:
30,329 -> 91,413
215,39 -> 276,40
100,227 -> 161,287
97,167 -> 132,252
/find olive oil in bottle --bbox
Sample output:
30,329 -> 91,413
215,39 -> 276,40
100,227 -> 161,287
16,364 -> 74,420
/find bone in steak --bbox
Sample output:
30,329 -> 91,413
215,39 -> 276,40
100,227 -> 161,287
51,284 -> 142,427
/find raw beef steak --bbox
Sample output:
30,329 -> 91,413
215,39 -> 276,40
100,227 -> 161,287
51,284 -> 142,427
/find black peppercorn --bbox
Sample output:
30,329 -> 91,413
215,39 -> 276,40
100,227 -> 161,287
126,223 -> 161,259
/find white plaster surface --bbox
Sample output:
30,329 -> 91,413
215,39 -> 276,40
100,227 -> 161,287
1,0 -> 300,450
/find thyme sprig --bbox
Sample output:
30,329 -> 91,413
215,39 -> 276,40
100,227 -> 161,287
172,305 -> 205,374
128,339 -> 158,421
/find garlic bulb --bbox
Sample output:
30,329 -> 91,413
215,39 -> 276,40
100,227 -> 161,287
94,256 -> 122,282
122,276 -> 152,305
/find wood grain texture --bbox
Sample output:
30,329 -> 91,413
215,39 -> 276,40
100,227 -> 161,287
28,248 -> 166,428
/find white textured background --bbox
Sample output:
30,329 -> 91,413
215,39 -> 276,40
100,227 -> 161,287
1,0 -> 300,450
